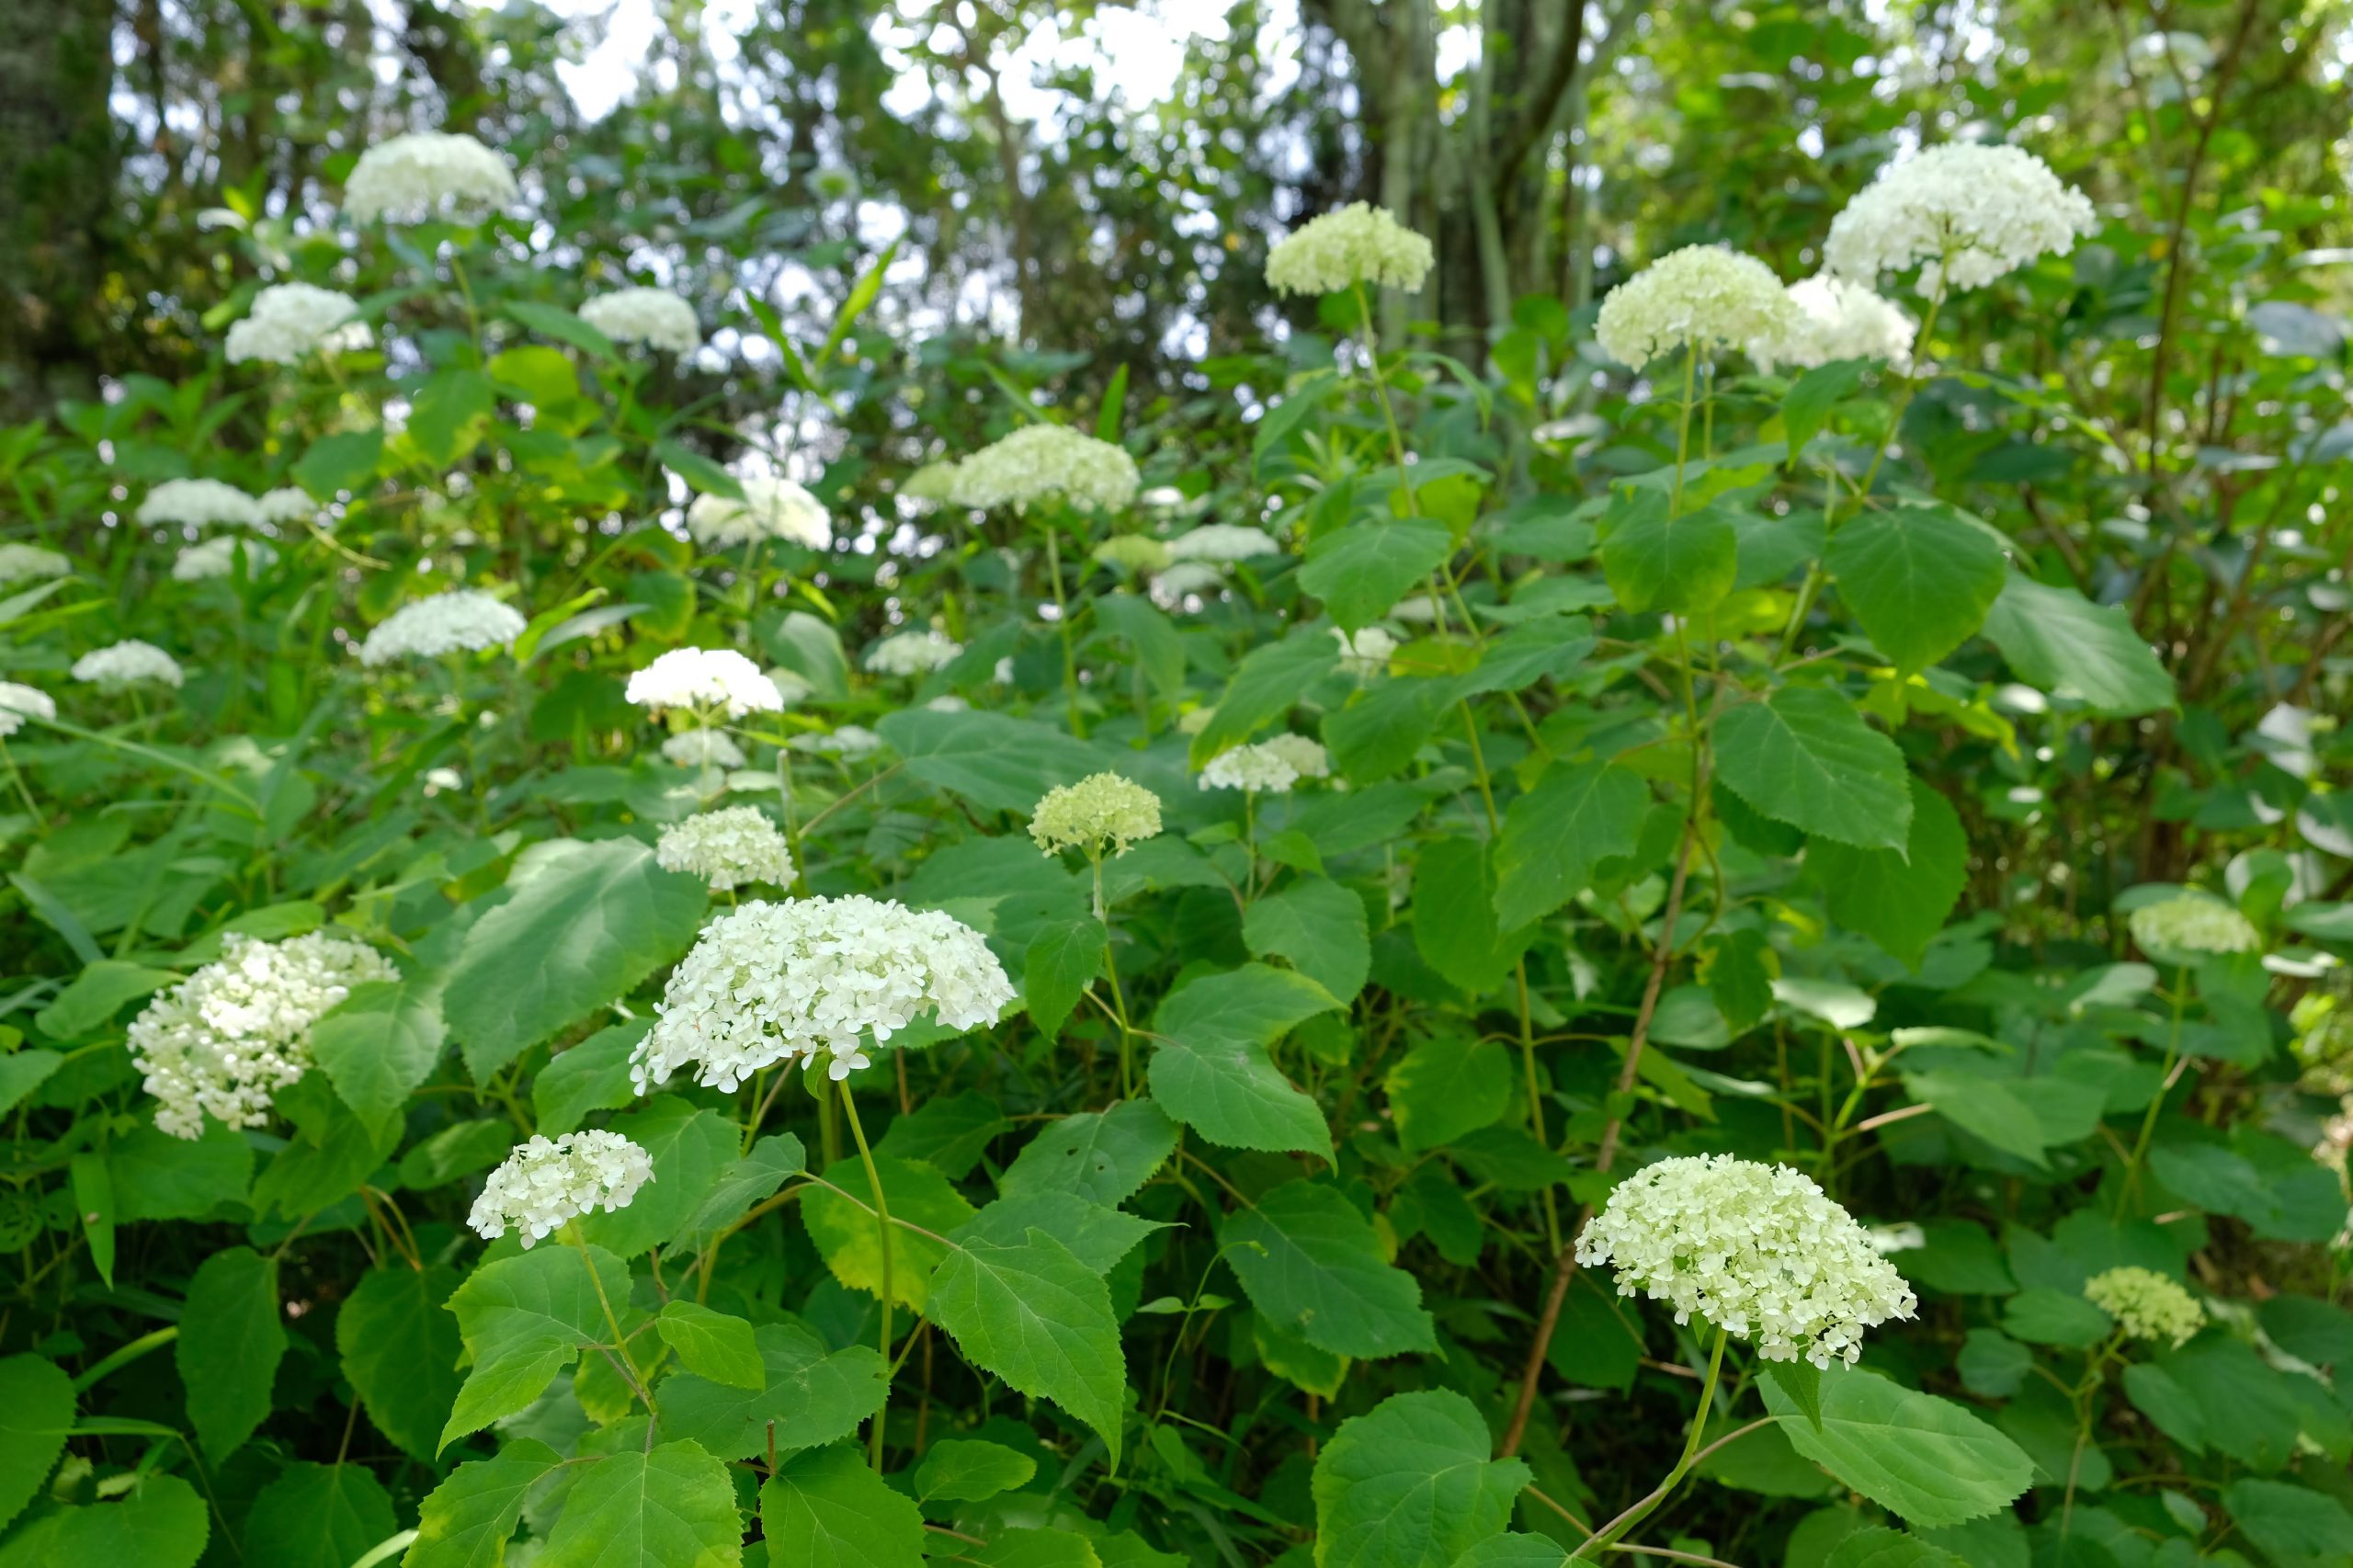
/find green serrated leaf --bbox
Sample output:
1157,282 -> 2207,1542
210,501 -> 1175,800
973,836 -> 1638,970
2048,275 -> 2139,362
1299,517 -> 1453,631
1824,503 -> 2006,675
0,1355 -> 73,1530
658,1321 -> 886,1462
999,1101 -> 1178,1207
1024,915 -> 1106,1039
176,1246 -> 283,1460
1715,688 -> 1911,851
1311,1390 -> 1529,1568
440,1243 -> 631,1451
1243,876 -> 1370,1000
337,1265 -> 464,1464
657,1301 -> 765,1390
405,1437 -> 563,1568
540,1439 -> 742,1567
1222,1180 -> 1436,1359
1148,965 -> 1339,1157
914,1437 -> 1038,1504
1980,574 -> 2175,716
1762,1367 -> 2035,1528
243,1460 -> 399,1568
1599,494 -> 1737,614
1493,760 -> 1649,928
759,1446 -> 925,1568
926,1228 -> 1128,1464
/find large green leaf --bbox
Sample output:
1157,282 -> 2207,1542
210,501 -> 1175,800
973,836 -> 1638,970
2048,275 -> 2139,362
337,1265 -> 465,1463
1811,779 -> 1967,969
1384,1035 -> 1511,1153
675,1133 -> 809,1246
1981,574 -> 2175,716
1412,836 -> 1537,994
999,1100 -> 1178,1207
176,1245 -> 284,1460
243,1461 -> 399,1568
1148,965 -> 1340,1157
574,1096 -> 738,1258
532,1021 -> 650,1136
656,1301 -> 764,1390
1299,517 -> 1453,631
1823,1528 -> 1969,1568
657,1321 -> 887,1461
0,1355 -> 72,1530
108,1120 -> 250,1221
1190,628 -> 1343,764
313,971 -> 447,1140
440,1243 -> 631,1450
801,1153 -> 973,1310
913,1438 -> 1039,1504
1243,876 -> 1370,1000
875,710 -> 1114,814
759,1446 -> 926,1568
1824,504 -> 2007,675
953,1192 -> 1163,1275
539,1440 -> 742,1567
1311,1391 -> 1529,1568
1715,688 -> 1911,851
1599,494 -> 1737,614
1493,760 -> 1649,928
1762,1367 -> 2035,1528
443,838 -> 708,1079
1023,915 -> 1106,1039
405,1438 -> 564,1568
41,1473 -> 209,1568
1221,1180 -> 1436,1359
2221,1478 -> 2353,1563
926,1228 -> 1128,1464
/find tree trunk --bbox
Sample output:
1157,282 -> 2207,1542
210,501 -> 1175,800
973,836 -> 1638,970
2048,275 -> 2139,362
0,0 -> 117,422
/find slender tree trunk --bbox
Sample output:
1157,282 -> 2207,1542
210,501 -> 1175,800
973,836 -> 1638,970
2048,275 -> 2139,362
0,0 -> 118,422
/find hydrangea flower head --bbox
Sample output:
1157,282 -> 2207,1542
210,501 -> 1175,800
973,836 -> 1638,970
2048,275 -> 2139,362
685,475 -> 830,551
790,724 -> 881,760
137,478 -> 263,529
1198,741 -> 1302,795
1748,276 -> 1915,373
467,1131 -> 654,1248
345,131 -> 519,223
1260,733 -> 1330,780
947,426 -> 1141,513
625,647 -> 782,719
0,681 -> 55,739
1333,626 -> 1397,677
357,588 -> 527,665
2129,893 -> 2260,959
637,895 -> 1014,1089
1167,524 -> 1280,563
579,287 -> 700,354
127,933 -> 397,1138
225,283 -> 371,365
1576,1153 -> 1918,1367
902,461 -> 962,506
0,543 -> 71,584
662,728 -> 746,769
1824,143 -> 2096,295
72,640 -> 185,691
1093,536 -> 1173,574
1030,772 -> 1164,859
1266,203 -> 1436,296
864,628 -> 963,676
656,806 -> 795,891
1596,244 -> 1799,370
255,487 -> 318,526
175,536 -> 277,581
2084,1267 -> 2205,1348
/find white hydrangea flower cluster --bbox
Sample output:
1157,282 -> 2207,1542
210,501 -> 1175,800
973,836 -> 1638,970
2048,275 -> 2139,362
466,1131 -> 654,1249
1747,276 -> 1915,374
579,287 -> 700,354
72,640 -> 185,691
174,536 -> 277,581
636,895 -> 1015,1089
902,461 -> 961,506
790,724 -> 881,759
864,628 -> 963,676
942,426 -> 1142,513
2129,893 -> 2261,958
345,131 -> 519,223
2084,1266 -> 2206,1348
1151,562 -> 1225,606
1265,202 -> 1437,296
662,728 -> 746,769
256,487 -> 317,526
1575,1153 -> 1919,1368
357,588 -> 527,666
1596,244 -> 1800,370
1824,143 -> 2097,295
1262,733 -> 1330,780
127,932 -> 397,1139
224,283 -> 372,365
685,475 -> 831,551
0,543 -> 70,583
1199,741 -> 1303,794
1030,772 -> 1164,859
1333,626 -> 1397,677
137,478 -> 262,529
0,682 -> 56,739
1167,524 -> 1280,563
655,806 -> 795,892
625,647 -> 782,719
1093,536 -> 1172,574
767,667 -> 813,706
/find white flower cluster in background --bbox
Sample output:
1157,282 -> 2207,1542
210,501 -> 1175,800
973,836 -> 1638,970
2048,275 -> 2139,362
1265,203 -> 1436,296
1030,772 -> 1164,859
345,130 -> 519,223
0,681 -> 55,738
466,1131 -> 654,1248
1261,733 -> 1329,780
1199,740 -> 1304,794
626,647 -> 782,718
1824,143 -> 2097,295
662,728 -> 746,769
790,724 -> 881,759
864,628 -> 962,676
2084,1267 -> 2206,1348
1166,524 -> 1279,563
581,287 -> 700,354
637,895 -> 1013,1089
942,425 -> 1142,513
685,474 -> 831,551
656,806 -> 795,891
256,487 -> 317,526
1596,244 -> 1800,370
357,588 -> 527,665
1575,1153 -> 1919,1367
1151,562 -> 1225,606
1092,536 -> 1172,574
72,640 -> 185,691
225,283 -> 372,365
127,932 -> 397,1139
137,478 -> 262,529
175,536 -> 277,581
767,667 -> 813,706
2129,893 -> 2261,958
1333,626 -> 1397,677
1747,276 -> 1915,373
0,543 -> 70,583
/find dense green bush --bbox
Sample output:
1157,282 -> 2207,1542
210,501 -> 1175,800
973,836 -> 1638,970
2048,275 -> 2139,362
3,89 -> 2352,1568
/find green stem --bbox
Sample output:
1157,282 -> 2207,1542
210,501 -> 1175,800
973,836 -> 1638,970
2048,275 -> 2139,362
2116,965 -> 2192,1218
563,1222 -> 656,1430
1572,1326 -> 1729,1559
0,737 -> 41,822
1043,526 -> 1085,738
838,1084 -> 894,1471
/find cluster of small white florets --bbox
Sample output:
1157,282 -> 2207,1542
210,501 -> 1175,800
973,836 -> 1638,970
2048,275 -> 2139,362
1199,736 -> 1324,794
1266,733 -> 1329,779
662,728 -> 745,769
72,640 -> 185,691
579,287 -> 701,354
345,131 -> 519,223
127,932 -> 397,1139
1265,203 -> 1437,296
1596,244 -> 1801,370
941,426 -> 1142,513
684,476 -> 831,551
174,537 -> 277,581
466,1131 -> 654,1248
0,543 -> 71,584
256,488 -> 316,526
357,589 -> 527,666
2084,1267 -> 2206,1348
1332,626 -> 1397,677
790,724 -> 881,760
864,628 -> 963,676
0,682 -> 56,739
2129,893 -> 2261,958
1576,1154 -> 1919,1368
1747,277 -> 1915,374
636,895 -> 1014,1089
225,283 -> 372,365
1092,536 -> 1173,574
1030,772 -> 1164,859
1152,563 -> 1226,607
625,647 -> 782,719
1824,143 -> 2097,296
137,478 -> 263,529
1167,524 -> 1280,563
655,806 -> 795,892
